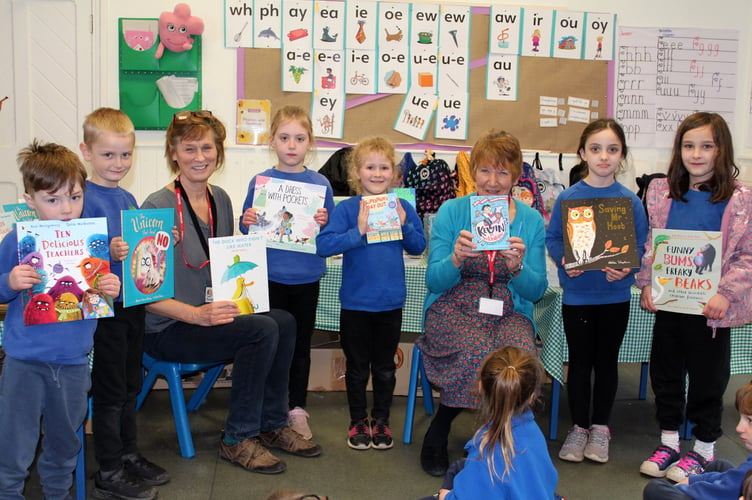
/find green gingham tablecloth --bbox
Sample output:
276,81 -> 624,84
316,256 -> 427,334
535,286 -> 752,385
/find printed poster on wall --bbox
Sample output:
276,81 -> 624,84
552,11 -> 585,59
488,5 -> 522,55
560,197 -> 639,271
377,1 -> 410,94
486,54 -> 519,101
434,92 -> 468,140
649,229 -> 722,315
394,87 -> 437,140
520,8 -> 553,57
583,12 -> 616,60
18,218 -> 113,325
281,0 -> 314,92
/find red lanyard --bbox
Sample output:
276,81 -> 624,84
485,250 -> 497,298
174,176 -> 215,269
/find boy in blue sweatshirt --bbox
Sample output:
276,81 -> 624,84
0,140 -> 120,499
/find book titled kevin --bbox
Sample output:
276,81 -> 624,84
649,229 -> 722,315
121,208 -> 175,307
561,197 -> 640,271
250,175 -> 327,254
17,217 -> 113,325
208,233 -> 269,314
470,195 -> 511,251
365,193 -> 402,244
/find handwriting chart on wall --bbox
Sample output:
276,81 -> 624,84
616,27 -> 739,147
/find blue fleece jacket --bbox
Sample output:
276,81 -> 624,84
316,195 -> 426,311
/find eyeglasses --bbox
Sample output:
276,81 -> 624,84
298,496 -> 329,500
172,110 -> 213,123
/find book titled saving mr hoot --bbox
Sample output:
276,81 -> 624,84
121,208 -> 175,307
17,217 -> 113,325
250,175 -> 326,254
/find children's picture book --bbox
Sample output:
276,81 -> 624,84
470,195 -> 511,250
121,208 -> 175,307
208,233 -> 269,314
649,228 -> 722,315
0,212 -> 15,242
561,197 -> 640,271
17,217 -> 113,325
249,175 -> 327,254
364,193 -> 402,244
391,187 -> 417,210
3,202 -> 37,222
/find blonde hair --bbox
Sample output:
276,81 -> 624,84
269,105 -> 316,164
18,139 -> 87,195
476,346 -> 543,483
82,107 -> 135,146
347,136 -> 398,194
470,130 -> 522,182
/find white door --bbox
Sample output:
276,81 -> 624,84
0,0 -> 93,205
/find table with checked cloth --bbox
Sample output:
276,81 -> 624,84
535,285 -> 752,439
535,286 -> 752,386
315,256 -> 427,334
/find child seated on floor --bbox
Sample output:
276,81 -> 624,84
643,380 -> 752,500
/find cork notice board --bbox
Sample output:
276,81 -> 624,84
242,11 -> 608,153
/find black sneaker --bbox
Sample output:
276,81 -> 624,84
123,454 -> 170,486
370,418 -> 394,450
347,418 -> 371,450
91,468 -> 157,500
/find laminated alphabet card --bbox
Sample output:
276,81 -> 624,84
583,12 -> 616,60
470,195 -> 510,251
121,208 -> 175,307
521,8 -> 554,57
364,193 -> 402,244
208,233 -> 269,314
249,175 -> 327,254
281,0 -> 314,92
17,217 -> 113,325
394,88 -> 437,140
649,229 -> 722,315
561,197 -> 639,271
552,10 -> 585,59
488,6 -> 522,55
486,54 -> 519,101
345,0 -> 377,50
312,0 -> 345,51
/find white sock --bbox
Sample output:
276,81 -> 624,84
693,439 -> 715,461
661,430 -> 680,452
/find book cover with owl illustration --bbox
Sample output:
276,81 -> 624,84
561,197 -> 639,271
208,233 -> 269,314
17,217 -> 113,325
649,229 -> 722,315
470,195 -> 511,250
250,176 -> 327,254
121,208 -> 175,307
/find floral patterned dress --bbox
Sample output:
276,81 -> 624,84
417,252 -> 535,408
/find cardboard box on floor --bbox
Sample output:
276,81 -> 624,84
150,342 -> 424,397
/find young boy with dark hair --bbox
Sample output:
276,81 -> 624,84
0,140 -> 121,499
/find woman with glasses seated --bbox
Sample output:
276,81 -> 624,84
141,110 -> 322,474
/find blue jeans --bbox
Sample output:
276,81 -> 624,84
0,357 -> 90,500
144,309 -> 296,440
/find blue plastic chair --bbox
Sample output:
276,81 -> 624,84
402,344 -> 435,444
136,353 -> 225,458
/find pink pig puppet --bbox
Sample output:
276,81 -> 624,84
155,3 -> 204,59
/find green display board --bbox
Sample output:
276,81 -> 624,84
118,18 -> 202,130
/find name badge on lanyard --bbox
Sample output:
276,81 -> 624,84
478,250 -> 504,316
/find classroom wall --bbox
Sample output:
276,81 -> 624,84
92,0 -> 752,208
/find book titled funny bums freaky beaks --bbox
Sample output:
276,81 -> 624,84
17,217 -> 113,325
121,208 -> 175,307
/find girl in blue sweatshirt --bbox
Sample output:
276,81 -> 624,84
317,136 -> 426,450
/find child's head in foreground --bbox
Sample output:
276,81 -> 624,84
735,381 -> 752,453
80,107 -> 136,188
19,139 -> 87,221
477,345 -> 544,479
